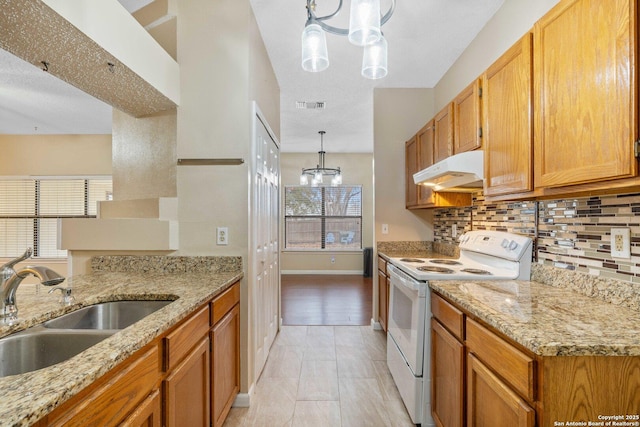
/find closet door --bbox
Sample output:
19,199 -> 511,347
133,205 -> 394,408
251,105 -> 280,379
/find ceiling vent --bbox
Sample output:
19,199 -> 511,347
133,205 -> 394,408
296,101 -> 326,110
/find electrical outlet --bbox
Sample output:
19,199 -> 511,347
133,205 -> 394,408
452,224 -> 457,238
216,227 -> 229,245
611,228 -> 631,259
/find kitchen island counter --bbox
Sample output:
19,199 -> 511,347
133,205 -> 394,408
0,265 -> 242,427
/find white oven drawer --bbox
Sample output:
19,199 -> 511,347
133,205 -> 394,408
387,334 -> 423,424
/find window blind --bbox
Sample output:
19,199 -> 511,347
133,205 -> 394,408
284,185 -> 362,250
0,178 -> 112,258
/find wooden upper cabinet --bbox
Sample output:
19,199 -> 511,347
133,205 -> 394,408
454,79 -> 482,154
405,136 -> 419,208
483,33 -> 533,197
417,120 -> 436,205
534,0 -> 638,188
434,103 -> 454,163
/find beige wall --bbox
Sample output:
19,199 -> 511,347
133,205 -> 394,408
280,153 -> 374,273
0,134 -> 111,176
373,88 -> 435,243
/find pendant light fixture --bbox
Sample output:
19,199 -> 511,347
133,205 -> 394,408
301,0 -> 396,79
300,131 -> 343,186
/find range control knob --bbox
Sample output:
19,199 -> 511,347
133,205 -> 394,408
501,239 -> 509,248
508,240 -> 519,251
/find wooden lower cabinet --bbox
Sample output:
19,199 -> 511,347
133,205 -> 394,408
432,292 -> 640,427
164,338 -> 211,427
467,354 -> 534,427
431,318 -> 464,427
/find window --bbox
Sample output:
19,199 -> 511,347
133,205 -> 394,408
285,185 -> 362,250
0,178 -> 112,258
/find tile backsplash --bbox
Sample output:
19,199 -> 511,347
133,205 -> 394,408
434,193 -> 640,285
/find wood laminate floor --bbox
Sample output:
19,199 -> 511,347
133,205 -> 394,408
280,275 -> 373,326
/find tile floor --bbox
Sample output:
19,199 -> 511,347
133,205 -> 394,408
224,325 -> 415,427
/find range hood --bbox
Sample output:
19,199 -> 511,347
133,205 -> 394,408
413,150 -> 484,192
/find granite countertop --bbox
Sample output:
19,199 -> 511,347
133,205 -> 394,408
429,279 -> 640,357
378,248 -> 640,358
0,269 -> 243,427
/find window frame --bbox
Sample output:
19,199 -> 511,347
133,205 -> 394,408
284,184 -> 363,251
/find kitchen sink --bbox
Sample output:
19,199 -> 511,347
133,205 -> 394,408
0,300 -> 174,377
43,300 -> 173,330
0,329 -> 115,378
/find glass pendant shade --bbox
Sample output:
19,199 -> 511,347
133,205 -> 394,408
301,23 -> 329,72
331,173 -> 342,186
348,0 -> 381,47
300,174 -> 309,185
362,35 -> 388,79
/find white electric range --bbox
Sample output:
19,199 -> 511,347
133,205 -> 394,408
385,230 -> 533,425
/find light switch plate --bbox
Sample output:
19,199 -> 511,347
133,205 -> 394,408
611,228 -> 630,259
382,224 -> 389,234
217,227 -> 229,245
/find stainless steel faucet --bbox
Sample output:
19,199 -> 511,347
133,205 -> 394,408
0,248 -> 66,323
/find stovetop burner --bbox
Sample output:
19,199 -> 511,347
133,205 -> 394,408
429,259 -> 462,266
416,266 -> 455,274
399,258 -> 425,263
461,268 -> 493,275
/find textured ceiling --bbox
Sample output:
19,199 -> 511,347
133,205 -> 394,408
0,0 -> 504,153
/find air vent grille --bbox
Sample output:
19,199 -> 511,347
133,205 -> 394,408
296,101 -> 326,109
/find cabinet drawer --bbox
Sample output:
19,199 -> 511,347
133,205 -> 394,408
431,293 -> 464,341
49,345 -> 160,427
377,257 -> 387,274
164,304 -> 209,370
466,318 -> 535,401
211,281 -> 240,325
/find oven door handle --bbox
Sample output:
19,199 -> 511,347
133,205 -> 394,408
388,264 -> 427,295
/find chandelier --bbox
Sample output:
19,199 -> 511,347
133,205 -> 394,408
300,131 -> 343,186
301,0 -> 396,79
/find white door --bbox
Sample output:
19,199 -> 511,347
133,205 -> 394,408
251,104 -> 280,379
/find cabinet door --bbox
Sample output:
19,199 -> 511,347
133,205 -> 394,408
483,33 -> 533,197
120,389 -> 162,427
417,120 -> 436,205
534,0 -> 637,188
211,304 -> 240,427
454,79 -> 482,154
431,319 -> 464,427
467,354 -> 534,427
377,269 -> 388,331
434,103 -> 454,163
164,338 -> 210,427
405,136 -> 419,208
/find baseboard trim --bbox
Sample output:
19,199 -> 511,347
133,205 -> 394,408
281,270 -> 364,275
371,319 -> 382,330
232,384 -> 253,408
